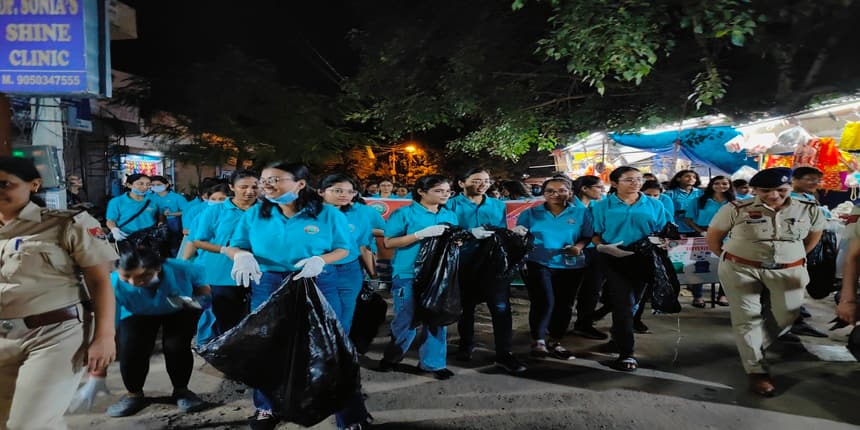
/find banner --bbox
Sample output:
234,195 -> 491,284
666,237 -> 720,285
0,0 -> 110,96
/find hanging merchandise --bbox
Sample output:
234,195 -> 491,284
793,138 -> 844,191
840,122 -> 860,151
730,166 -> 759,181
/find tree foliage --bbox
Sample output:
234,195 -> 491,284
344,0 -> 860,160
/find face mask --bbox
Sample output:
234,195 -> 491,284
207,199 -> 224,206
265,191 -> 299,204
151,185 -> 167,193
131,188 -> 148,196
147,274 -> 160,285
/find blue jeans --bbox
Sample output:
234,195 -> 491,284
252,271 -> 369,428
382,277 -> 448,371
317,260 -> 363,335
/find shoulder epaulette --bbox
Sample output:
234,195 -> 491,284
730,200 -> 754,209
795,199 -> 817,205
42,208 -> 87,221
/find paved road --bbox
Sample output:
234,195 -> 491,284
66,288 -> 860,429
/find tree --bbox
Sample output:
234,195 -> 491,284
344,0 -> 860,160
112,48 -> 363,168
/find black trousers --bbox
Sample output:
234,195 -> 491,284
575,248 -> 604,327
523,262 -> 586,340
598,253 -> 648,357
211,285 -> 249,336
118,310 -> 201,393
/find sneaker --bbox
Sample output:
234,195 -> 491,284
530,342 -> 549,358
633,320 -> 649,334
421,367 -> 454,380
572,325 -> 609,340
107,395 -> 148,417
174,389 -> 206,413
791,322 -> 828,338
249,409 -> 279,430
547,342 -> 575,360
494,352 -> 527,374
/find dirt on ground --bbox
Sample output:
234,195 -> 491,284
66,287 -> 860,429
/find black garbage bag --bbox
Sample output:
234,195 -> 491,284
625,238 -> 682,314
123,224 -> 170,250
197,277 -> 359,427
412,227 -> 470,327
461,226 -> 534,302
349,281 -> 388,354
806,229 -> 839,299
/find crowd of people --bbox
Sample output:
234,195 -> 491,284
0,155 -> 857,430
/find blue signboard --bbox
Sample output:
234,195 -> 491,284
0,0 -> 110,96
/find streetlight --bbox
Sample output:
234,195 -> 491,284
388,143 -> 420,183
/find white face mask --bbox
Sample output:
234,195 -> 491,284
146,274 -> 160,286
151,185 -> 167,193
207,199 -> 224,206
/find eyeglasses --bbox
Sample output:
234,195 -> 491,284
468,179 -> 494,185
260,176 -> 295,185
327,188 -> 358,196
588,184 -> 606,189
801,178 -> 822,183
618,177 -> 645,184
543,189 -> 570,195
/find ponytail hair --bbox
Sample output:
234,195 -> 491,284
259,162 -> 323,219
116,239 -> 168,271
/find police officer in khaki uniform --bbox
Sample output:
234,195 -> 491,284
0,157 -> 118,429
707,167 -> 824,397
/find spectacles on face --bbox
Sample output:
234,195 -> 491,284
260,176 -> 295,185
588,184 -> 606,190
468,179 -> 494,185
543,189 -> 570,196
327,188 -> 358,196
618,177 -> 645,184
801,177 -> 822,184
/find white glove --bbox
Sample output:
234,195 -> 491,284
110,227 -> 128,241
67,375 -> 110,413
231,251 -> 262,287
512,225 -> 528,236
647,236 -> 670,250
597,241 -> 635,258
470,227 -> 494,239
293,256 -> 326,280
414,225 -> 448,239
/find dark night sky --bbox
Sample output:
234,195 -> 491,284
111,1 -> 359,93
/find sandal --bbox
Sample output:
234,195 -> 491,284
610,356 -> 638,372
717,296 -> 729,306
692,298 -> 706,308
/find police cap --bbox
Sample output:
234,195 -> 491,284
749,167 -> 792,188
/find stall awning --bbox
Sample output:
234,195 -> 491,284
609,126 -> 756,174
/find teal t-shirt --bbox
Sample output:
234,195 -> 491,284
383,202 -> 459,279
106,193 -> 158,234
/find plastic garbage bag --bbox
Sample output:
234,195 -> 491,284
197,277 -> 359,427
412,226 -> 470,327
625,238 -> 682,314
806,229 -> 839,299
349,281 -> 387,354
461,226 -> 534,302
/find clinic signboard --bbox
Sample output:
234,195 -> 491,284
0,0 -> 110,96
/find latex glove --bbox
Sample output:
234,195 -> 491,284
647,236 -> 670,250
597,242 -> 635,258
166,296 -> 203,310
511,225 -> 528,236
67,375 -> 110,413
110,227 -> 128,241
231,251 -> 262,287
293,256 -> 326,280
470,227 -> 494,239
414,225 -> 448,239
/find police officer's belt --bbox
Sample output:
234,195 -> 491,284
20,304 -> 85,329
723,253 -> 805,270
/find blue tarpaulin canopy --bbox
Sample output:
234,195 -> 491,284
609,126 -> 756,174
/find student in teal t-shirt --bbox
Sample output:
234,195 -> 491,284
379,175 -> 459,380
683,176 -> 734,307
663,170 -> 703,235
105,174 -> 159,240
107,241 -> 209,417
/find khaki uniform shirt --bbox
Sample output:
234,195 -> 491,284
0,202 -> 118,318
710,196 -> 825,264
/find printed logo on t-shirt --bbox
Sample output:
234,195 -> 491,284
304,225 -> 320,235
348,223 -> 356,233
567,218 -> 576,224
